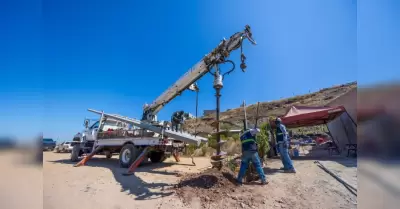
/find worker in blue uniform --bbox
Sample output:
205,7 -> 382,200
275,118 -> 296,173
236,128 -> 268,185
171,110 -> 185,132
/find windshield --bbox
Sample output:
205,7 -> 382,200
43,138 -> 54,142
90,121 -> 99,129
65,142 -> 70,144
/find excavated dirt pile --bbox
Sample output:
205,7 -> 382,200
173,167 -> 266,208
173,167 -> 238,206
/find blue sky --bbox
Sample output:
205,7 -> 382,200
1,0 -> 398,141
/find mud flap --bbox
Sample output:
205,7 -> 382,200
73,146 -> 103,167
172,149 -> 181,162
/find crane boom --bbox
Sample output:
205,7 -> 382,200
148,60 -> 207,117
143,25 -> 256,121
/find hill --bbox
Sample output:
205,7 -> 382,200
183,81 -> 357,135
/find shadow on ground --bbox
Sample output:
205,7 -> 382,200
222,171 -> 237,184
49,157 -> 196,200
263,167 -> 283,175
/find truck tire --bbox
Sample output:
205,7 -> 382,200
105,151 -> 112,159
71,144 -> 80,162
150,151 -> 166,163
119,144 -> 139,168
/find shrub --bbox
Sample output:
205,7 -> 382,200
185,144 -> 197,155
256,122 -> 271,159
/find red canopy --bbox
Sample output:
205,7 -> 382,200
270,105 -> 346,128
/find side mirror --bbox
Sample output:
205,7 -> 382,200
84,119 -> 89,128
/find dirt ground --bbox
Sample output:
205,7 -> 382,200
0,150 -> 43,209
42,151 -> 357,209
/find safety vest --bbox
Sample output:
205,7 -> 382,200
276,124 -> 287,143
240,130 -> 258,152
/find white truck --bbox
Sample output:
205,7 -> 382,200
71,25 -> 256,171
71,116 -> 190,167
54,141 -> 75,153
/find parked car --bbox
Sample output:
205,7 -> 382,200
54,142 -> 63,153
43,138 -> 56,151
54,141 -> 74,153
0,137 -> 16,150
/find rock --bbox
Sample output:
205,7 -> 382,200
240,203 -> 245,208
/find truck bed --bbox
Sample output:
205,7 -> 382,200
88,109 -> 208,146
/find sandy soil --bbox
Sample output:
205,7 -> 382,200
43,152 -> 357,209
0,150 -> 43,209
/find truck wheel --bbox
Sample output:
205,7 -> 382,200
150,151 -> 165,163
105,151 -> 112,159
119,144 -> 139,168
71,144 -> 80,162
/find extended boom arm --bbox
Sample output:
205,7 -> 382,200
142,25 -> 256,121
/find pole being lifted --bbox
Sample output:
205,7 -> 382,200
243,100 -> 248,130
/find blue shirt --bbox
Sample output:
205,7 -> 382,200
240,128 -> 260,152
276,123 -> 288,143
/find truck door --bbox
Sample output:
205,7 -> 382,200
85,121 -> 99,141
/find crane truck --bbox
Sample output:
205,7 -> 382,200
72,25 -> 256,174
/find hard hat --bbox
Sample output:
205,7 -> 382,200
275,117 -> 282,122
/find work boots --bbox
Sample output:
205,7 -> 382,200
261,180 -> 269,185
284,169 -> 297,173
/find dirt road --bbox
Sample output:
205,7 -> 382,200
43,152 -> 357,209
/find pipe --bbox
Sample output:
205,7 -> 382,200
216,88 -> 221,155
314,161 -> 357,196
195,89 -> 199,134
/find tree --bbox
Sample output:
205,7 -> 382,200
256,122 -> 271,160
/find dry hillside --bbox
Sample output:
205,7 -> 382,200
184,81 -> 357,134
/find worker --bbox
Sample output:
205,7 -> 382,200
171,110 -> 185,132
275,118 -> 296,173
236,128 -> 268,185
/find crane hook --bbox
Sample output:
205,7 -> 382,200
240,53 -> 247,72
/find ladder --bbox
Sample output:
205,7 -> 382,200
88,109 -> 207,146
